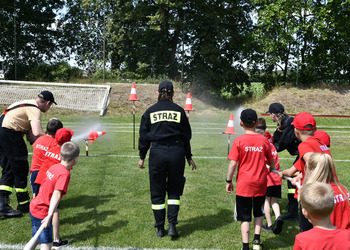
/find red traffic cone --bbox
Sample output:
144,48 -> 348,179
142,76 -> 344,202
223,114 -> 236,134
128,82 -> 139,101
184,92 -> 194,111
88,131 -> 106,143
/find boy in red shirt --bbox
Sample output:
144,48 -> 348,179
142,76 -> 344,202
30,118 -> 63,198
293,182 -> 350,250
280,112 -> 337,232
29,141 -> 80,250
255,118 -> 283,235
226,109 -> 275,250
34,128 -> 74,248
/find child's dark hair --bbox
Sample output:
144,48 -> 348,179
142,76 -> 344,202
46,118 -> 63,135
256,117 -> 267,130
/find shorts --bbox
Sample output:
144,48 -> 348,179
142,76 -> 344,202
30,171 -> 40,196
235,195 -> 265,222
266,185 -> 281,198
30,211 -> 53,244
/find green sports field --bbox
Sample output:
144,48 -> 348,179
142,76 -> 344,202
1,112 -> 349,250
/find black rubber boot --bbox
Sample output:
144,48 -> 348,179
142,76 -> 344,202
168,223 -> 179,237
280,195 -> 299,221
0,196 -> 22,218
16,192 -> 30,213
156,226 -> 166,238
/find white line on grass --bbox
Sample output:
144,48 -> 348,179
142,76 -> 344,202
0,244 -> 206,250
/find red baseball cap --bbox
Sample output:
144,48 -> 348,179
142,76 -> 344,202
291,112 -> 316,130
55,128 -> 74,145
314,130 -> 330,147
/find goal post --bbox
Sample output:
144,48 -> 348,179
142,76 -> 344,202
0,80 -> 111,116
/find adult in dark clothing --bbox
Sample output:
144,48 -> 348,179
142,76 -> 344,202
267,103 -> 301,221
138,81 -> 196,238
0,91 -> 56,217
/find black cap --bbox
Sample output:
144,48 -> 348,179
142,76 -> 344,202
240,109 -> 258,125
38,90 -> 57,105
266,103 -> 284,114
158,81 -> 174,93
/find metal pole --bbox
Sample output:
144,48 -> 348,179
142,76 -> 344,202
133,101 -> 136,150
85,140 -> 89,156
14,0 -> 17,80
227,135 -> 230,155
103,5 -> 106,83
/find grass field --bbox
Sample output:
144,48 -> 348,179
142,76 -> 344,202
1,111 -> 350,250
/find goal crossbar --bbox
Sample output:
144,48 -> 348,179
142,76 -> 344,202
0,80 -> 111,116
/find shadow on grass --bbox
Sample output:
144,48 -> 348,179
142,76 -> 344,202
177,208 -> 233,238
263,221 -> 300,249
58,194 -> 129,247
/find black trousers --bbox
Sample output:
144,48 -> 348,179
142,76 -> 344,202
0,116 -> 29,197
149,142 -> 185,227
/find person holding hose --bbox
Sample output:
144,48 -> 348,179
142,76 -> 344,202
266,103 -> 300,221
138,80 -> 196,238
0,91 -> 56,217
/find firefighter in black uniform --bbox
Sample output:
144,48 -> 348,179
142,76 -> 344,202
138,81 -> 196,238
266,103 -> 301,221
0,91 -> 55,218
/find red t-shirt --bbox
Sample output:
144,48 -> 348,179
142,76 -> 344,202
30,135 -> 57,173
30,163 -> 70,219
295,136 -> 337,185
228,133 -> 273,197
267,143 -> 282,187
35,145 -> 61,185
330,182 -> 350,230
265,131 -> 273,144
293,227 -> 350,250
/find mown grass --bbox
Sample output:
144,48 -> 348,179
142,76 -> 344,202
1,113 -> 349,249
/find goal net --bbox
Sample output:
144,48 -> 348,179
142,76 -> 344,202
0,80 -> 111,116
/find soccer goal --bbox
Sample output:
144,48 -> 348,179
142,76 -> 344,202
0,80 -> 111,116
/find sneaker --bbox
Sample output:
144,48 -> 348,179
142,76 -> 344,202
272,217 -> 284,234
261,223 -> 273,233
52,239 -> 69,249
252,239 -> 263,250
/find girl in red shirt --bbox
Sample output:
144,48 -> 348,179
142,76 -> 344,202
304,152 -> 350,230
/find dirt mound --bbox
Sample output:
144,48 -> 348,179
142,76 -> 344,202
248,86 -> 350,115
109,83 -> 350,117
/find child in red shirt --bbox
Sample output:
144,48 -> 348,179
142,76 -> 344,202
29,141 -> 80,250
280,112 -> 337,232
293,182 -> 350,250
30,118 -> 63,198
255,118 -> 283,235
34,128 -> 74,248
304,152 -> 350,230
226,109 -> 275,250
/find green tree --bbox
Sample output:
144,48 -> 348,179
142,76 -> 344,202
0,0 -> 65,79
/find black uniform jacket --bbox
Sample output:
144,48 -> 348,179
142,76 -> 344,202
139,99 -> 192,160
273,115 -> 301,156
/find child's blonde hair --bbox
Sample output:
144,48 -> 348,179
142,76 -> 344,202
60,141 -> 80,162
305,152 -> 349,205
305,153 -> 335,184
300,182 -> 334,218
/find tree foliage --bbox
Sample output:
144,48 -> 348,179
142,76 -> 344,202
1,0 -> 349,94
0,0 -> 65,79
